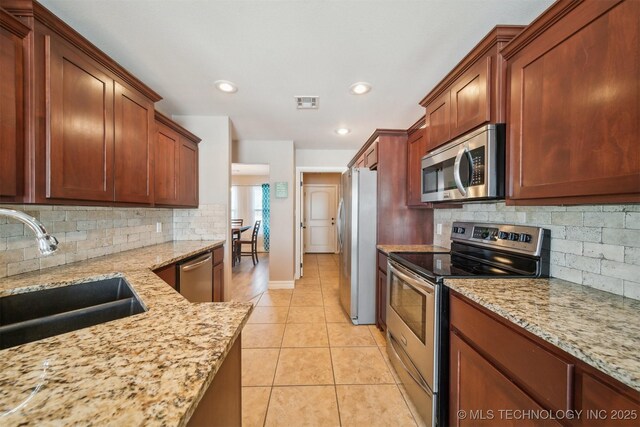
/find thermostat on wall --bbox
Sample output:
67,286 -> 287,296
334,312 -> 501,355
275,182 -> 288,198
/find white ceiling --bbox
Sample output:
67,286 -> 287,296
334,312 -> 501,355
39,0 -> 553,150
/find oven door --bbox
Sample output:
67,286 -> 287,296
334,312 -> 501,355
386,260 -> 436,389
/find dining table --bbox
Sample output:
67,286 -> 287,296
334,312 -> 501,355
231,225 -> 252,265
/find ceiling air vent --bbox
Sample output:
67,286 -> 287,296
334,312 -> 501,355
295,96 -> 319,109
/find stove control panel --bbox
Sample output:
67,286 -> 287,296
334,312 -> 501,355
451,221 -> 547,257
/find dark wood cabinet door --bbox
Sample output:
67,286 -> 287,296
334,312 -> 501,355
114,82 -> 154,204
213,261 -> 224,302
576,371 -> 640,427
450,57 -> 491,139
506,0 -> 640,204
406,129 -> 427,206
153,263 -> 177,288
376,268 -> 387,331
450,332 -> 562,427
364,141 -> 378,169
154,123 -> 179,205
0,12 -> 27,200
178,138 -> 198,207
425,91 -> 450,152
46,35 -> 114,201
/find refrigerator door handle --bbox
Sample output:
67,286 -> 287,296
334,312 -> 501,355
337,199 -> 344,250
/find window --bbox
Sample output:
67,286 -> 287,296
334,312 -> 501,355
231,185 -> 264,236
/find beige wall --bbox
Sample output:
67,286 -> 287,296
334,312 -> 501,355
232,175 -> 270,186
303,173 -> 341,186
233,140 -> 295,286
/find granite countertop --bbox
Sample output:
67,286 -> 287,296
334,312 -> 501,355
0,241 -> 253,426
376,244 -> 449,254
445,277 -> 640,393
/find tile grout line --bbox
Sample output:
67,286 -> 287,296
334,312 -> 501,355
318,257 -> 344,426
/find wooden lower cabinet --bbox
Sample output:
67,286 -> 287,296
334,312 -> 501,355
376,251 -> 388,331
450,292 -> 640,427
153,263 -> 176,289
450,332 -> 561,427
212,246 -> 224,302
188,334 -> 241,427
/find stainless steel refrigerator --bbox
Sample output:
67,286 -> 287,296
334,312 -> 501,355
337,168 -> 377,325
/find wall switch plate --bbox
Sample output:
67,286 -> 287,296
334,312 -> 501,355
436,223 -> 442,235
156,222 -> 162,233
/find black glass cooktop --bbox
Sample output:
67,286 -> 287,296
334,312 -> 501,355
389,246 -> 541,281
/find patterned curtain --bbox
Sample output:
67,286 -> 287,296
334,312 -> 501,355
261,183 -> 270,252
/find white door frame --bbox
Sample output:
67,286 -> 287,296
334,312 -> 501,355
295,166 -> 347,279
303,184 -> 339,254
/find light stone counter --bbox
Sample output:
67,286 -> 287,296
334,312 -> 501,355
0,240 -> 252,426
445,277 -> 640,393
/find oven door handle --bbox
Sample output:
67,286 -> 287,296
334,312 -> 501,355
453,146 -> 470,197
388,333 -> 432,394
389,262 -> 434,296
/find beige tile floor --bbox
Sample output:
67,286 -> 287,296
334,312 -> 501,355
241,253 -> 424,427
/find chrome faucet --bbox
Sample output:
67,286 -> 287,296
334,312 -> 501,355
0,208 -> 59,255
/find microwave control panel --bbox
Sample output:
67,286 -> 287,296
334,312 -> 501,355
469,147 -> 485,186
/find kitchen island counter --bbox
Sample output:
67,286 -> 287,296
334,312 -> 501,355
0,240 -> 252,426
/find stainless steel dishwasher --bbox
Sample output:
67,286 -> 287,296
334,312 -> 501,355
178,252 -> 213,302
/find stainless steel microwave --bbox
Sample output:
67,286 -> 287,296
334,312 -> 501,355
421,124 -> 504,203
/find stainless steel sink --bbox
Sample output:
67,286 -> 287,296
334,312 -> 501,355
0,277 -> 146,350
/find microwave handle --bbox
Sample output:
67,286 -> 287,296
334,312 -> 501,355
454,146 -> 470,196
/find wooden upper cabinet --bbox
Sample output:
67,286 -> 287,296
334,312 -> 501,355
503,0 -> 640,205
178,138 -> 198,207
46,35 -> 115,202
425,91 -> 450,151
364,140 -> 378,169
0,9 -> 29,201
114,82 -> 154,204
406,121 -> 428,207
0,0 -> 164,206
450,57 -> 491,137
420,26 -> 522,153
154,112 -> 200,207
154,122 -> 179,205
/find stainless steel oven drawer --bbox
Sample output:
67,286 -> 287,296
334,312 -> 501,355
387,333 -> 435,426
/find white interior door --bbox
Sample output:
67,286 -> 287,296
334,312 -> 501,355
304,185 -> 337,253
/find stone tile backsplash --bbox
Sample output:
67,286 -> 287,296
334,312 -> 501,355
0,205 -> 173,279
433,203 -> 640,300
173,204 -> 227,241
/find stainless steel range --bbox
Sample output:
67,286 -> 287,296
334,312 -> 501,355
385,221 -> 550,427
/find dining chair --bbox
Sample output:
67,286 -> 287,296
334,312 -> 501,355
231,219 -> 243,227
231,219 -> 244,266
235,220 -> 261,266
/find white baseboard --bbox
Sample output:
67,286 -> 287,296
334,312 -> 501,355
268,280 -> 295,289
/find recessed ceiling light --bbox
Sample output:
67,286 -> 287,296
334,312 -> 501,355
349,82 -> 372,95
215,80 -> 238,93
335,128 -> 351,136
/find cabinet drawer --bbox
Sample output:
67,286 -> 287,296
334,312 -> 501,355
377,251 -> 388,271
213,246 -> 224,266
450,294 -> 573,411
